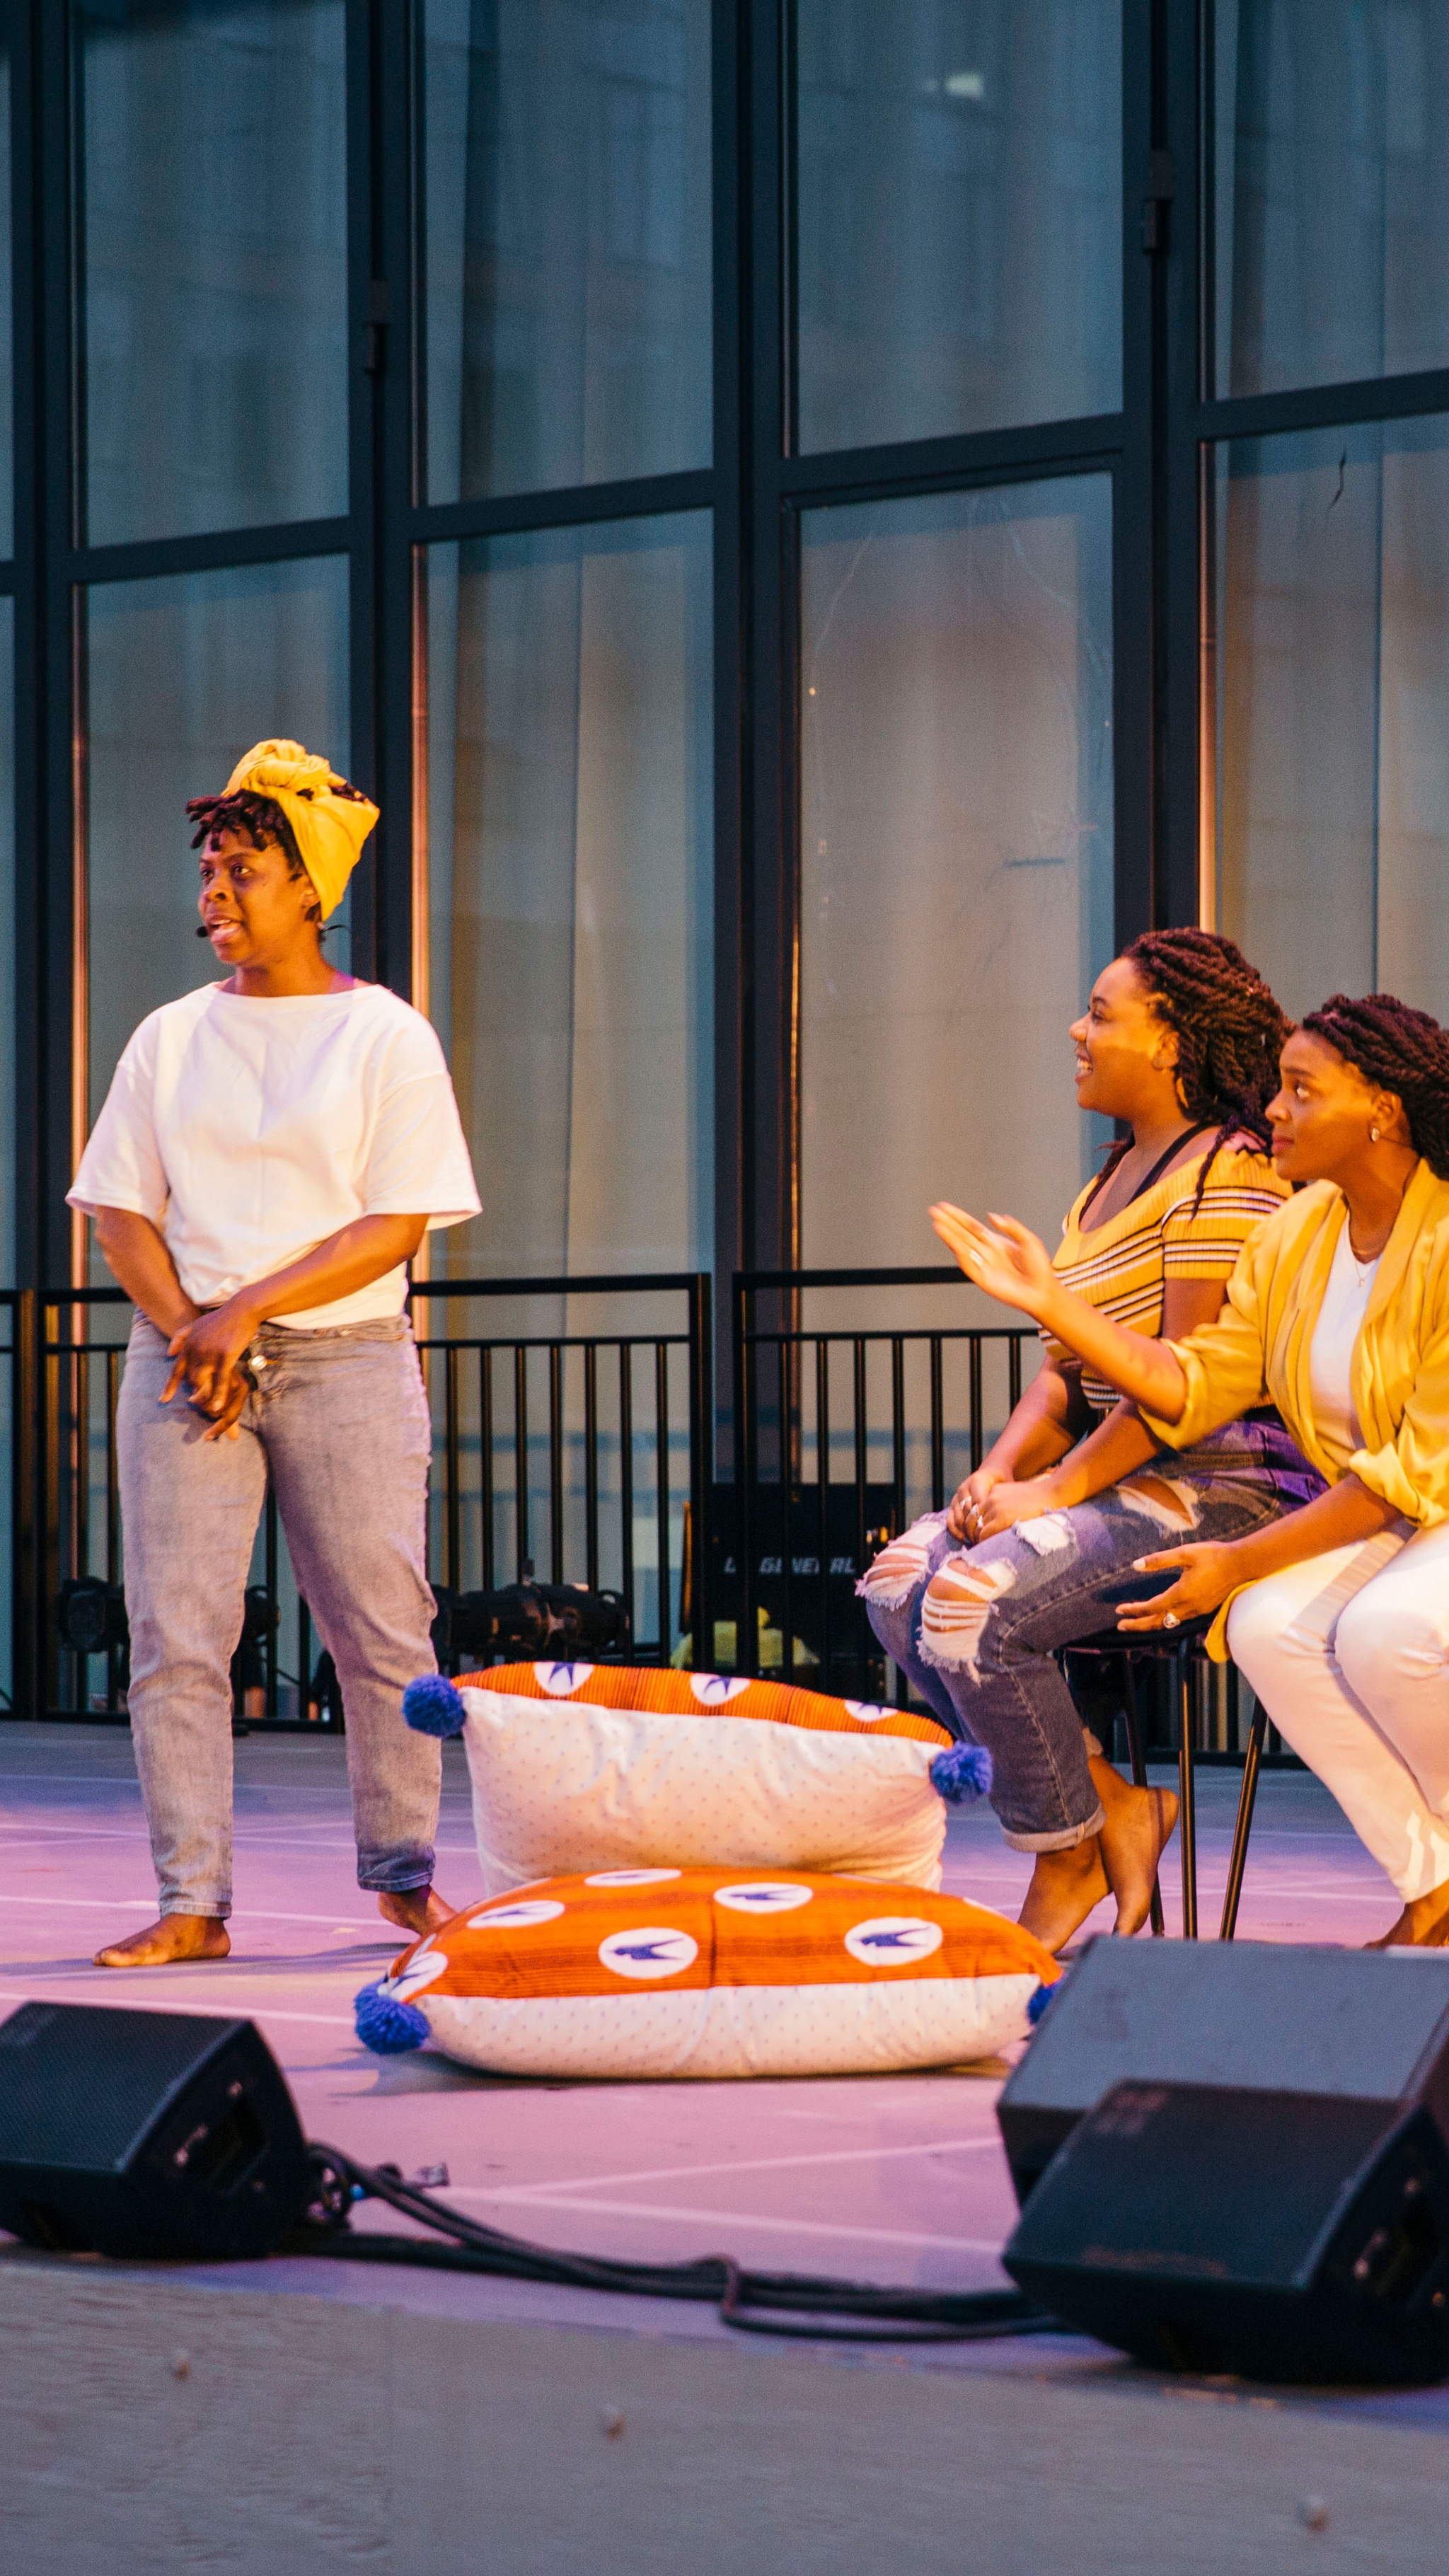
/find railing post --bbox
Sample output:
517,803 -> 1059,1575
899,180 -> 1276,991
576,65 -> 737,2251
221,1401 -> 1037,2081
686,1272 -> 712,1675
12,1290 -> 37,1720
733,1272 -> 755,1675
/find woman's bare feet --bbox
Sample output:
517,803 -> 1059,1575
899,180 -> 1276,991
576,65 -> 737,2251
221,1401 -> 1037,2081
1367,1880 -> 1449,1948
1092,1757 -> 1179,1937
1018,1835 -> 1112,1954
378,1885 -> 456,1938
94,1914 -> 231,1968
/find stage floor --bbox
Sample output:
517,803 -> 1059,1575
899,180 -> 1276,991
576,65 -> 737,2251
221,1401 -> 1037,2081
0,1720 -> 1414,2291
9,1725 -> 1449,2575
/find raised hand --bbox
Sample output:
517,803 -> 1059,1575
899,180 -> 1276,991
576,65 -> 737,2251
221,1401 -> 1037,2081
930,1202 -> 1058,1319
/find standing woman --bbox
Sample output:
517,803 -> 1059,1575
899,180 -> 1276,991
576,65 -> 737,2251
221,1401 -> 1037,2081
861,931 -> 1320,1952
932,995 -> 1449,1947
69,740 -> 481,1967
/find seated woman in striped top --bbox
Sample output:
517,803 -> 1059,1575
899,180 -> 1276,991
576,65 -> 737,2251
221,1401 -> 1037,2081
860,930 -> 1322,1954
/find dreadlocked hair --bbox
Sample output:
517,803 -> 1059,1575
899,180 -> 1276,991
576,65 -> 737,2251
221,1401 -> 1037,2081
185,789 -> 322,928
1300,993 -> 1449,1182
1097,928 -> 1292,1218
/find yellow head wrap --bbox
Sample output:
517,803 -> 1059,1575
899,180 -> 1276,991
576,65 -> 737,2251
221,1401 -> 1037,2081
222,739 -> 379,924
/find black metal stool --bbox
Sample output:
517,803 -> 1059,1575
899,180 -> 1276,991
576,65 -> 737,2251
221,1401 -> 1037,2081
1068,1625 -> 1269,1940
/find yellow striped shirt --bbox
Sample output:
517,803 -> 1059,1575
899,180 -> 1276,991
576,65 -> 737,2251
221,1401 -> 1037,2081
1041,1143 -> 1289,1414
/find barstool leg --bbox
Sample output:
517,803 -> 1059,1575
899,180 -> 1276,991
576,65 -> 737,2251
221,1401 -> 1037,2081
1177,1641 -> 1197,1939
1117,1653 -> 1165,1939
1219,1690 -> 1269,1941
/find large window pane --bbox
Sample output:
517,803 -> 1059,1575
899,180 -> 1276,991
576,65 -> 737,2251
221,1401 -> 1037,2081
1214,1 -> 1449,398
85,556 -> 351,1128
800,476 -> 1114,1267
427,514 -> 713,1274
796,1 -> 1121,454
0,37 -> 12,559
423,0 -> 712,504
1211,417 -> 1449,1024
77,0 -> 348,545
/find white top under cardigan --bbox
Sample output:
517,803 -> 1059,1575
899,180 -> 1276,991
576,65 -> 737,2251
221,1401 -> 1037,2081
1307,1221 -> 1382,1458
69,981 -> 481,1329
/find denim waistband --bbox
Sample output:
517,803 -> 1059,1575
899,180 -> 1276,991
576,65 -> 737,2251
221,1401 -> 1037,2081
129,1311 -> 412,1355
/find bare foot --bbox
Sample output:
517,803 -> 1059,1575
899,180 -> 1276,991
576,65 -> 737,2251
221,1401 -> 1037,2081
378,1885 -> 456,1938
1091,1757 -> 1179,1937
94,1914 -> 231,1969
1018,1835 -> 1112,1954
1366,1880 -> 1449,1948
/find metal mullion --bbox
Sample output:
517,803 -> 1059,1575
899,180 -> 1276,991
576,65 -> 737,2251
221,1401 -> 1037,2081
1197,369 -> 1449,446
410,470 -> 715,550
1158,0 -> 1206,927
778,415 -> 1126,507
711,0 -> 746,1352
1114,0 -> 1157,940
345,0 -> 380,986
65,516 -> 352,590
374,0 -> 418,1000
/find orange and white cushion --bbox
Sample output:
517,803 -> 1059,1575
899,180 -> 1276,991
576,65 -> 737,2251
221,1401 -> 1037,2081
357,1866 -> 1058,2079
408,1663 -> 962,1895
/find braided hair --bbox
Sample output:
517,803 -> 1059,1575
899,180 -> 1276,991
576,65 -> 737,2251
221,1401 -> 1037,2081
1300,994 -> 1449,1182
1098,928 -> 1292,1214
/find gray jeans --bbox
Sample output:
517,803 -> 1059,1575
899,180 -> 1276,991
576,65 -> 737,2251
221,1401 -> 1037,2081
116,1312 -> 441,1917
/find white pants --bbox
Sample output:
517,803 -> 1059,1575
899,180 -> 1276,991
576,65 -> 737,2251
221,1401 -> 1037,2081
1228,1518 -> 1449,1902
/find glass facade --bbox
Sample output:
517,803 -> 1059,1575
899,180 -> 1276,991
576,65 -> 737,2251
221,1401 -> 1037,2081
796,0 -> 1121,450
0,2 -> 1443,1714
426,514 -> 713,1276
799,476 -> 1114,1263
1213,0 -> 1449,398
1211,415 -> 1449,1024
422,0 -> 712,500
76,0 -> 349,544
84,555 -> 351,1122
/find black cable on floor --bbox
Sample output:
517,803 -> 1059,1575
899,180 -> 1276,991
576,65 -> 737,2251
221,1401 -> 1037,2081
291,2143 -> 1059,2347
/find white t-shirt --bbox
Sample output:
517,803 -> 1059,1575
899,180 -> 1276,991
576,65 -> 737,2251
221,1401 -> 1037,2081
69,981 -> 481,1329
1307,1220 -> 1382,1460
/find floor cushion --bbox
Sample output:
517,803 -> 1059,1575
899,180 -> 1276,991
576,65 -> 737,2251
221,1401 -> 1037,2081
356,1866 -> 1058,2079
403,1663 -> 988,1895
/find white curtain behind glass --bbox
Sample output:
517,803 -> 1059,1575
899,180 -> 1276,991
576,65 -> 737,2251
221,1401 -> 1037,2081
1214,417 -> 1449,1024
799,478 -> 1115,1273
427,518 -> 713,1279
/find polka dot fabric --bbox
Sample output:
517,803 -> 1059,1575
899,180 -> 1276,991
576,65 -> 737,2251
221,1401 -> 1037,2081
362,1869 -> 1059,2079
446,1665 -> 957,1896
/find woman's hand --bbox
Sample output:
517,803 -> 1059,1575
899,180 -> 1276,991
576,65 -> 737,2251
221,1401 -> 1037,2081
972,1477 -> 1066,1540
1116,1542 -> 1240,1633
930,1203 -> 1058,1319
947,1464 -> 1003,1542
162,1299 -> 259,1442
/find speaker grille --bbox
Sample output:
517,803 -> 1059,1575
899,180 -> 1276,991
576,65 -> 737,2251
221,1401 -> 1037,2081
0,2003 -> 241,2169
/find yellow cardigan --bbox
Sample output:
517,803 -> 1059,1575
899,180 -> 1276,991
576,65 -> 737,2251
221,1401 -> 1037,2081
1140,1159 -> 1449,1653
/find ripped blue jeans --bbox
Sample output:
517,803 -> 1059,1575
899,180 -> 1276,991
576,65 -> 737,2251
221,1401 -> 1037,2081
860,1421 -> 1322,1853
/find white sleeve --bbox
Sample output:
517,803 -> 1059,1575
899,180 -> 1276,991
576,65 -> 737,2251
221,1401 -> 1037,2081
67,1020 -> 169,1222
363,1015 -> 481,1229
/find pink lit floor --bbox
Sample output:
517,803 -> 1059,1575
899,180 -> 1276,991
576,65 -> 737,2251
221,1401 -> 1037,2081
0,1722 -> 1404,2297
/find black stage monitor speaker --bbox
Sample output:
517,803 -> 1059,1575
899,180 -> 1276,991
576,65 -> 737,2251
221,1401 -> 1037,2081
998,1940 -> 1449,2204
0,2001 -> 312,2258
1004,2080 -> 1449,2384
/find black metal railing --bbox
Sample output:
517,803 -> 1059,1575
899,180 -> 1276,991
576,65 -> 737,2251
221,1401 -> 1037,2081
731,1266 -> 1032,1701
27,1274 -> 712,1723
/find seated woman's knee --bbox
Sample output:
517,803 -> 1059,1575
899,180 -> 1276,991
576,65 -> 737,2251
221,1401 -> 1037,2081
920,1551 -> 1021,1675
1336,1585 -> 1446,1700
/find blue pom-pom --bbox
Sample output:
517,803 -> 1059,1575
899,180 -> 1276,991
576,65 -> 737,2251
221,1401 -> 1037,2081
403,1674 -> 467,1738
930,1741 -> 994,1804
354,1979 -> 429,2053
1027,1980 -> 1058,2028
